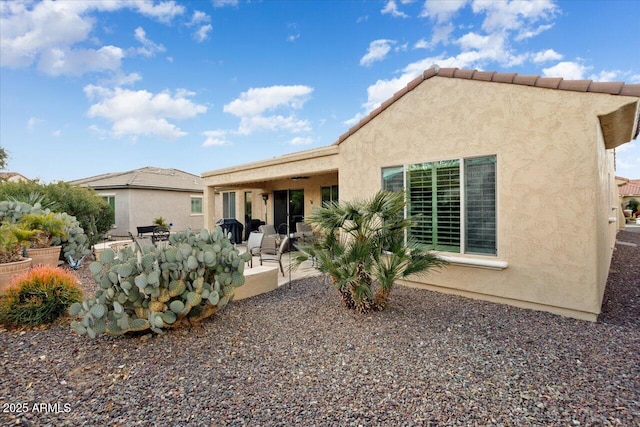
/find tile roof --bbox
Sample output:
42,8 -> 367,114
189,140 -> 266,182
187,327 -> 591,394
619,179 -> 640,197
333,66 -> 640,146
68,166 -> 203,192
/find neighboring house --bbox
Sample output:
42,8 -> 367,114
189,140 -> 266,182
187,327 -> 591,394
0,172 -> 30,182
202,67 -> 640,321
617,176 -> 640,213
69,167 -> 204,237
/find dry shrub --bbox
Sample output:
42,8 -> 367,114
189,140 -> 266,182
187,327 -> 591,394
0,265 -> 82,326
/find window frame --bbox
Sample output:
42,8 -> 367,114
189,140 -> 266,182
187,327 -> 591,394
382,154 -> 498,257
190,195 -> 203,216
222,191 -> 236,219
321,185 -> 339,207
100,193 -> 116,228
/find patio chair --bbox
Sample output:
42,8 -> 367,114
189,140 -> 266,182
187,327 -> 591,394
152,226 -> 170,244
245,231 -> 264,268
294,222 -> 314,243
258,224 -> 277,237
260,235 -> 289,276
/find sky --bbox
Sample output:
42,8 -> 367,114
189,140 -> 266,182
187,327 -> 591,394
1,0 -> 639,183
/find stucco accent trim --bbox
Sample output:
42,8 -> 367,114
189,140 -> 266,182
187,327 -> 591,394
598,101 -> 640,149
201,145 -> 339,178
437,255 -> 509,270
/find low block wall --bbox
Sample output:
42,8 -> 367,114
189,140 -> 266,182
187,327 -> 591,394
234,265 -> 278,300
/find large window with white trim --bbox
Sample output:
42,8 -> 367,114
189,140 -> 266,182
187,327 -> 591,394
382,155 -> 497,255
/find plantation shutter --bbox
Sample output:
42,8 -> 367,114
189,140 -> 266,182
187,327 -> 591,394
464,156 -> 497,255
408,160 -> 460,251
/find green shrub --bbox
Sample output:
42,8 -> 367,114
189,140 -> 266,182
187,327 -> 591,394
69,228 -> 251,338
0,265 -> 83,326
0,180 -> 112,247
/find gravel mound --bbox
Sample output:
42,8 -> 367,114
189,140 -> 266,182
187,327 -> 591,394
1,231 -> 638,426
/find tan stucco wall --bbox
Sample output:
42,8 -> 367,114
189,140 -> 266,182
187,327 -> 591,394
338,76 -> 637,320
106,189 -> 203,237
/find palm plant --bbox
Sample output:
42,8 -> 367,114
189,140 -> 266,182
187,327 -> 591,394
293,190 -> 446,313
0,222 -> 32,264
17,213 -> 67,249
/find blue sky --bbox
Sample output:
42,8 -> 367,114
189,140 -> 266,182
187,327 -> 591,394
1,0 -> 639,182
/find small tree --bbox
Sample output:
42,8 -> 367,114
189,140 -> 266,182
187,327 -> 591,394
294,191 -> 446,313
0,146 -> 7,170
626,198 -> 639,215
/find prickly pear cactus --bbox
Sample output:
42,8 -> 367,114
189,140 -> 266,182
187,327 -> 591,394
69,228 -> 251,337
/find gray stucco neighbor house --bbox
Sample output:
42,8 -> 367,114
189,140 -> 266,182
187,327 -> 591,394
69,166 -> 204,237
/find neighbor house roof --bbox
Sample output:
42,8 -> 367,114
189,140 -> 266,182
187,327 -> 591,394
69,167 -> 203,192
619,178 -> 640,197
333,66 -> 640,149
0,172 -> 30,182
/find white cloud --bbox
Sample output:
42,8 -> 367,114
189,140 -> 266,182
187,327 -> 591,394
589,70 -> 622,82
220,85 -> 314,138
51,130 -> 61,137
213,0 -> 239,8
132,27 -> 165,57
188,10 -> 212,42
414,38 -> 430,50
224,85 -> 313,117
360,39 -> 396,67
202,130 -> 231,147
38,45 -> 124,75
290,136 -> 314,145
190,11 -> 210,25
533,49 -> 562,63
471,0 -> 557,39
382,1 -> 409,18
0,0 -> 182,75
420,0 -> 468,22
26,117 -> 43,130
542,61 -> 591,80
100,71 -> 143,87
131,0 -> 185,23
85,85 -> 207,139
194,25 -> 213,42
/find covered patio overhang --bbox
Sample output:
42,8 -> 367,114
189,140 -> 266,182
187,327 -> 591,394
201,145 -> 340,232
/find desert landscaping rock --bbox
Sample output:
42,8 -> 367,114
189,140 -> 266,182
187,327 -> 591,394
1,231 -> 638,426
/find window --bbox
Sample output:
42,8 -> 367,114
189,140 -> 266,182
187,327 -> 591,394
382,155 -> 496,255
191,196 -> 203,215
223,191 -> 236,219
245,192 -> 252,219
321,185 -> 339,207
101,195 -> 115,226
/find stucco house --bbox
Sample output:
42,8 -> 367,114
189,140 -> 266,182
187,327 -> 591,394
70,167 -> 204,237
202,67 -> 640,321
617,176 -> 640,214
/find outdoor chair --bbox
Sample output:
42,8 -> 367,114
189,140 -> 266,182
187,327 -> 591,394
260,235 -> 289,276
258,224 -> 277,237
294,222 -> 313,243
152,226 -> 170,244
245,231 -> 264,268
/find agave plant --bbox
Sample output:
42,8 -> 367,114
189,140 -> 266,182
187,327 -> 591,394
293,190 -> 447,313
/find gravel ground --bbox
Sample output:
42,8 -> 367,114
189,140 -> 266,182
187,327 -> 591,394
1,231 -> 638,426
